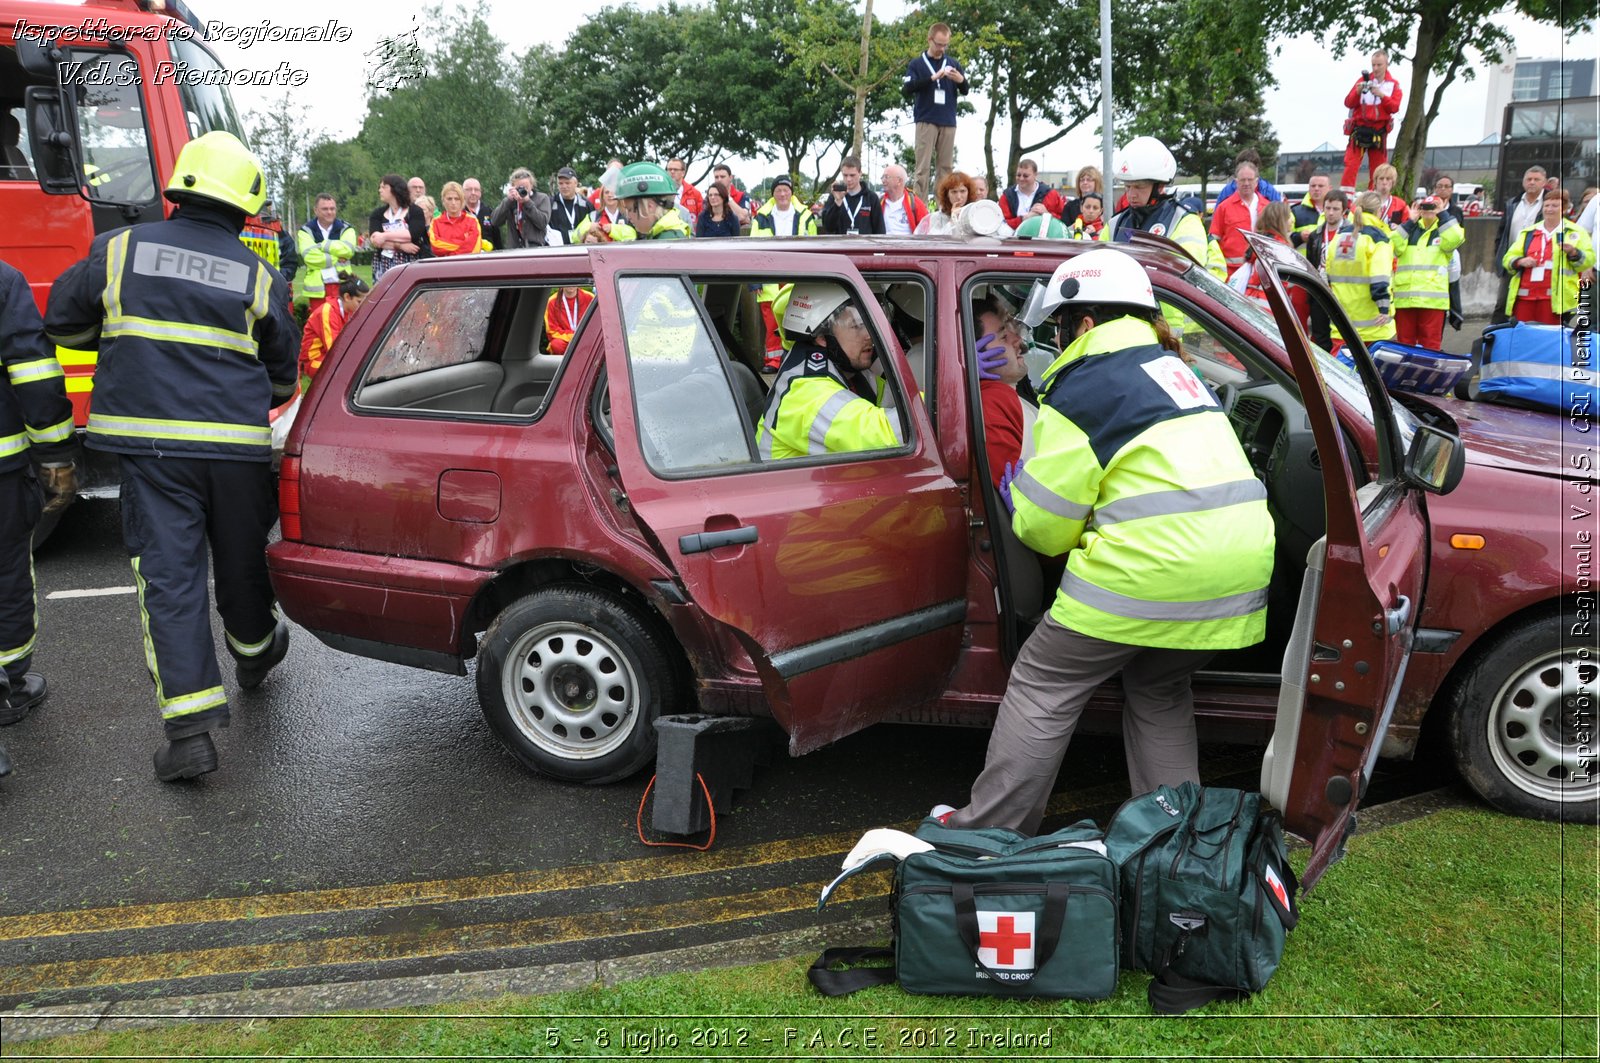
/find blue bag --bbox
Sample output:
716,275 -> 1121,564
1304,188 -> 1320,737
1477,322 -> 1595,416
1364,341 -> 1472,396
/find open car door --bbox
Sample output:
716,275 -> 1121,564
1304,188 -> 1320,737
590,245 -> 968,756
1245,231 -> 1464,891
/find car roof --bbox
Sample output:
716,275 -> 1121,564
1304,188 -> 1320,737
393,235 -> 1199,282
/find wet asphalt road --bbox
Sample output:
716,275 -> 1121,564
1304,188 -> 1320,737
0,498 -> 1452,1011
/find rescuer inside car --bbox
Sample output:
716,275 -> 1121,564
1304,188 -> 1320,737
756,283 -> 903,460
45,131 -> 300,784
934,249 -> 1275,834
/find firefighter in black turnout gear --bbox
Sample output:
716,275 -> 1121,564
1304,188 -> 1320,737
45,131 -> 300,783
0,260 -> 77,777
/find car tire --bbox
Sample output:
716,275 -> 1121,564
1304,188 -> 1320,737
1447,613 -> 1600,823
476,586 -> 680,784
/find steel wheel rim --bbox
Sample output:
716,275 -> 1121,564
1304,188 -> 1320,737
501,621 -> 640,761
1485,647 -> 1599,805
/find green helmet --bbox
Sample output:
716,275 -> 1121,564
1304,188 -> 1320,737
618,162 -> 677,199
1015,214 -> 1068,240
164,131 -> 267,215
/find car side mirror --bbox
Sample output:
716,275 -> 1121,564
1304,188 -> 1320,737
1402,424 -> 1465,495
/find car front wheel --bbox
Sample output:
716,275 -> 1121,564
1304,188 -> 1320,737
1448,613 -> 1600,822
476,586 -> 680,784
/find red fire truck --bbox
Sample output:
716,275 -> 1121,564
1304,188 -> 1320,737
2,0 -> 290,532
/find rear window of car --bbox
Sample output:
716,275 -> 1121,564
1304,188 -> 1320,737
353,282 -> 591,421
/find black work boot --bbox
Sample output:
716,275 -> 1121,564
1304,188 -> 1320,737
154,732 -> 218,782
233,621 -> 289,691
0,673 -> 48,727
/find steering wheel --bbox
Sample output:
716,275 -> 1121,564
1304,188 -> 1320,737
85,156 -> 155,202
1216,381 -> 1239,417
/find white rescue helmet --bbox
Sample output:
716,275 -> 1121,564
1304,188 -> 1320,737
1113,136 -> 1178,184
1018,248 -> 1157,327
783,282 -> 853,335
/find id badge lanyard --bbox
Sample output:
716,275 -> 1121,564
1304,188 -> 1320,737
925,54 -> 946,106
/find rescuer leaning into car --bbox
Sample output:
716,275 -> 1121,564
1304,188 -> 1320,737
935,248 -> 1276,834
756,284 -> 903,461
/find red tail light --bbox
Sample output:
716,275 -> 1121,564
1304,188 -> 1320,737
279,456 -> 302,541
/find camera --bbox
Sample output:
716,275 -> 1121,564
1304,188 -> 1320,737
833,181 -> 846,193
517,187 -> 530,198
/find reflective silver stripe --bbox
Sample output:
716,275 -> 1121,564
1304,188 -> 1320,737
46,327 -> 98,347
1092,478 -> 1267,526
1347,314 -> 1387,328
7,359 -> 64,386
0,431 -> 26,459
1482,360 -> 1593,384
757,363 -> 804,459
1328,274 -> 1387,284
1013,468 -> 1092,520
89,413 -> 271,446
808,388 -> 857,454
26,417 -> 74,444
1395,264 -> 1445,273
1062,569 -> 1269,622
103,317 -> 257,354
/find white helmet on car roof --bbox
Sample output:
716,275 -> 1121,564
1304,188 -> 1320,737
783,282 -> 854,335
1018,248 -> 1157,326
1114,136 -> 1178,184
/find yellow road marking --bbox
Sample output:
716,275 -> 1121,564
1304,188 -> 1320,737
0,754 -> 1259,946
0,875 -> 888,996
0,830 -> 862,943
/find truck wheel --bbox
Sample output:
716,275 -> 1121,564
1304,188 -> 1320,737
476,586 -> 679,784
1447,614 -> 1600,823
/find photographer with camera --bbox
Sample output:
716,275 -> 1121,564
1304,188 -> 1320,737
488,167 -> 552,250
819,156 -> 885,236
1341,51 -> 1403,191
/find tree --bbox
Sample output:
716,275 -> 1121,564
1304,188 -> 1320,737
783,0 -> 920,161
697,0 -> 857,187
357,6 -> 523,197
245,92 -> 319,229
533,4 -> 719,179
932,0 -> 1168,192
1121,0 -> 1280,198
303,139 -> 381,227
1287,0 -> 1591,195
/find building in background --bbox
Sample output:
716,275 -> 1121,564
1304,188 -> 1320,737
1483,56 -> 1596,138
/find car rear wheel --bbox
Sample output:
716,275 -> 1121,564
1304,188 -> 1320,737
476,586 -> 679,784
1448,614 -> 1600,823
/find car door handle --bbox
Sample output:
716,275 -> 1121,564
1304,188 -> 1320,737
679,526 -> 759,554
1384,595 -> 1412,636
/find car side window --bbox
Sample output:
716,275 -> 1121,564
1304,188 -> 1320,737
617,275 -> 756,474
356,284 -> 578,420
1155,297 -> 1250,379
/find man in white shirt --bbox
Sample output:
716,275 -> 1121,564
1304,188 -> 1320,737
879,164 -> 925,235
1493,166 -> 1549,322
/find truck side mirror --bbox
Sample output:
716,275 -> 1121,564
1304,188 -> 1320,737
1402,424 -> 1465,495
24,85 -> 83,196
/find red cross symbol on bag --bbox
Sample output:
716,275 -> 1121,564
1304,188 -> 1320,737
977,910 -> 1036,970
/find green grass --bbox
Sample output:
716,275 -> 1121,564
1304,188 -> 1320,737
13,807 -> 1598,1060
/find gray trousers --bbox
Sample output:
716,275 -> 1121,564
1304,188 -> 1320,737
948,614 -> 1214,836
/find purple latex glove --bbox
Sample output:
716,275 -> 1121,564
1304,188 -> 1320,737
999,459 -> 1024,515
976,332 -> 1008,381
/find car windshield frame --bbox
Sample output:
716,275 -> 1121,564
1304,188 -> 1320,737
1180,262 -> 1419,450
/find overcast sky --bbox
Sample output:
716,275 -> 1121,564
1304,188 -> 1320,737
208,0 -> 1598,182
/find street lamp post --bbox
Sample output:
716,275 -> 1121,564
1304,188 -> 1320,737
1100,0 -> 1114,189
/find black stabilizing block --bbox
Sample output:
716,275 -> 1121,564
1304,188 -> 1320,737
651,715 -> 785,835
